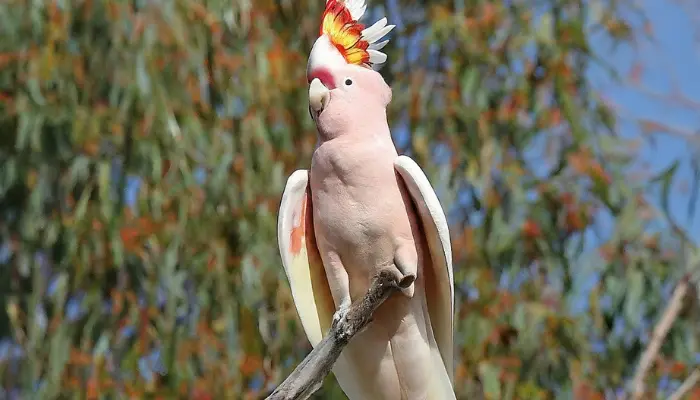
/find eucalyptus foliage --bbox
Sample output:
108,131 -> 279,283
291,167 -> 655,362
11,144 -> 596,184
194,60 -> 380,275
0,0 -> 697,399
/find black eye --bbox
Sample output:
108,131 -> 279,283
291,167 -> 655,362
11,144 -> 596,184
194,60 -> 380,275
344,78 -> 353,86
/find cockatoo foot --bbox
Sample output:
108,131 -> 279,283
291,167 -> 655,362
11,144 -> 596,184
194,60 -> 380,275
331,299 -> 352,329
399,276 -> 416,298
389,264 -> 416,299
393,247 -> 418,298
331,300 -> 353,341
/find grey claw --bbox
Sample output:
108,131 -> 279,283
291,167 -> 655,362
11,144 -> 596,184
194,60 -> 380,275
331,302 -> 351,330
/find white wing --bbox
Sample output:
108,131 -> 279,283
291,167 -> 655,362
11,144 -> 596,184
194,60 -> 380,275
277,170 -> 364,398
277,170 -> 334,346
394,155 -> 455,382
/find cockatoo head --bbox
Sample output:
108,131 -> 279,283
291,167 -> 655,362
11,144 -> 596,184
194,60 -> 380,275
306,0 -> 395,139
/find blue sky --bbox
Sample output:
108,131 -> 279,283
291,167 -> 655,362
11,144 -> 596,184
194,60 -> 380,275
588,0 -> 700,242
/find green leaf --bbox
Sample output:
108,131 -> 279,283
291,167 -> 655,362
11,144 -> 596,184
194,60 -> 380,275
535,13 -> 554,45
97,161 -> 112,219
461,67 -> 479,99
624,270 -> 644,327
478,362 -> 502,399
651,160 -> 679,218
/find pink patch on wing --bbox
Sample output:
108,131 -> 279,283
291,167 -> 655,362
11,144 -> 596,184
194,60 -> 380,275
290,194 -> 307,255
307,68 -> 336,89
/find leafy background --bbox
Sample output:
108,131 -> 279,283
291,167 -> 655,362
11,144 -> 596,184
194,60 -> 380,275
0,0 -> 698,399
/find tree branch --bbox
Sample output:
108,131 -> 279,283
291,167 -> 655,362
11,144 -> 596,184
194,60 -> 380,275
627,273 -> 690,400
265,270 -> 415,400
668,369 -> 700,400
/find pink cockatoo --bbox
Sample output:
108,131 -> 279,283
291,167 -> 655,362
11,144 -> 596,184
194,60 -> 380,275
277,1 -> 455,398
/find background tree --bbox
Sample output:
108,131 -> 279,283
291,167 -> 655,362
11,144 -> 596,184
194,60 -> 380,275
0,0 -> 697,399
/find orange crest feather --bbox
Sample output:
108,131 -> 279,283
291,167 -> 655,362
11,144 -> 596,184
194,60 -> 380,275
320,0 -> 370,66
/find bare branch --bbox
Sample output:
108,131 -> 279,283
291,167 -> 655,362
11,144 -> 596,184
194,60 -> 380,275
265,270 -> 415,400
622,78 -> 700,112
605,101 -> 700,145
627,274 -> 690,400
668,369 -> 700,400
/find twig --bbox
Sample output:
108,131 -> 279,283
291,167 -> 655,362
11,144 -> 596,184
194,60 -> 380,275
265,270 -> 415,400
627,274 -> 690,400
668,369 -> 700,400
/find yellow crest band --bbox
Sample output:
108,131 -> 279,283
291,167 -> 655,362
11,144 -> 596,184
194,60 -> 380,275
320,0 -> 371,66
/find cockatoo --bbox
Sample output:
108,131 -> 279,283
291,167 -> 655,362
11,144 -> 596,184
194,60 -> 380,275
277,1 -> 455,398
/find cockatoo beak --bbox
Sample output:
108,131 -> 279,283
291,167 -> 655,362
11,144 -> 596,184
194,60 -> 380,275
309,78 -> 330,114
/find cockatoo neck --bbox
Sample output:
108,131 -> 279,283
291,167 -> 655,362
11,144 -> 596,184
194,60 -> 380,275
315,105 -> 391,144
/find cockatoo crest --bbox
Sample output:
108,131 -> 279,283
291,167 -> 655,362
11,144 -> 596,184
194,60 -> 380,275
308,0 -> 395,72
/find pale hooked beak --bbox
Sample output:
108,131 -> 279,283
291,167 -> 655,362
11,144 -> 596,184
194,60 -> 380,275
309,78 -> 330,114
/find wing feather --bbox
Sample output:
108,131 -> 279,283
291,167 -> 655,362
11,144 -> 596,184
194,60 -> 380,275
277,170 -> 365,398
394,156 -> 455,383
277,170 -> 334,346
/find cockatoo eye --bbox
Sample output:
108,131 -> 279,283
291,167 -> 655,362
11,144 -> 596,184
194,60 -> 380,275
344,78 -> 353,86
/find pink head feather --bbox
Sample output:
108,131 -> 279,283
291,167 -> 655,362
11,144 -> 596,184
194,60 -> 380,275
309,64 -> 392,141
306,1 -> 395,141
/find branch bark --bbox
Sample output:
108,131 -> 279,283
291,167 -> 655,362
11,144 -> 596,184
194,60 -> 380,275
265,270 -> 415,400
627,274 -> 690,400
668,369 -> 700,400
